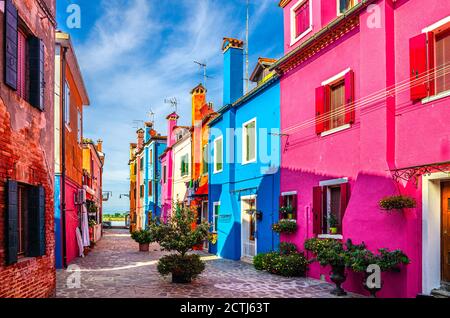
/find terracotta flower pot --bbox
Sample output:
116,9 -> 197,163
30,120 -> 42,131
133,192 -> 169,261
329,227 -> 338,235
139,243 -> 150,252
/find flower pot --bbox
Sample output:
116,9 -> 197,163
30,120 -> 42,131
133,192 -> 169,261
287,213 -> 293,220
329,227 -> 337,235
330,265 -> 347,296
139,243 -> 150,252
363,272 -> 383,298
172,273 -> 192,284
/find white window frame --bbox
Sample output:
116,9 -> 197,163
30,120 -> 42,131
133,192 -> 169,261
77,109 -> 82,144
242,118 -> 257,165
202,144 -> 209,175
64,80 -> 71,129
213,136 -> 223,174
336,0 -> 360,17
213,202 -> 220,233
290,0 -> 313,46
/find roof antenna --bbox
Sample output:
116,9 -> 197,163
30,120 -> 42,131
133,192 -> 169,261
245,0 -> 250,93
164,97 -> 178,114
148,108 -> 155,125
132,120 -> 144,130
194,61 -> 213,87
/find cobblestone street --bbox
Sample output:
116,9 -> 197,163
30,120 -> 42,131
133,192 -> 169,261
56,229 -> 360,298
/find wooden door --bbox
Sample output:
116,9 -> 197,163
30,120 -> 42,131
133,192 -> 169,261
442,182 -> 450,282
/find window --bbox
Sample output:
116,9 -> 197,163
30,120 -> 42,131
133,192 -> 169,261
410,19 -> 450,101
316,69 -> 355,135
214,136 -> 223,173
202,145 -> 208,175
338,0 -> 358,15
279,193 -> 298,220
149,149 -> 153,164
180,154 -> 189,177
163,165 -> 167,184
242,119 -> 256,164
290,0 -> 312,44
435,29 -> 450,95
312,181 -> 350,236
140,184 -> 144,198
213,202 -> 220,233
5,181 -> 46,265
148,181 -> 153,197
77,109 -> 82,143
64,81 -> 70,126
140,157 -> 144,171
17,29 -> 27,100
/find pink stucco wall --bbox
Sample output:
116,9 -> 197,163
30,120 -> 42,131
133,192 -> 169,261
279,0 -> 450,298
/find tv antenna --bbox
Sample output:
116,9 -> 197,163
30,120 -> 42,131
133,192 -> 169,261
164,97 -> 178,113
132,120 -> 144,130
148,108 -> 155,125
194,61 -> 213,87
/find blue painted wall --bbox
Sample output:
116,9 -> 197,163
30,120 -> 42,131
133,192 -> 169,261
54,175 -> 62,269
208,78 -> 281,260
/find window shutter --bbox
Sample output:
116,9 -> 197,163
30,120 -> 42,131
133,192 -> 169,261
312,186 -> 323,235
4,0 -> 18,90
6,180 -> 19,265
17,31 -> 26,98
409,32 -> 435,100
28,186 -> 46,257
344,70 -> 355,124
340,183 -> 349,232
28,36 -> 45,110
292,194 -> 298,220
315,86 -> 326,134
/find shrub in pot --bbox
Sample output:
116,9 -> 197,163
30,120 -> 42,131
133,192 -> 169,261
155,205 -> 210,283
131,229 -> 154,252
253,251 -> 308,277
272,219 -> 297,234
328,214 -> 338,234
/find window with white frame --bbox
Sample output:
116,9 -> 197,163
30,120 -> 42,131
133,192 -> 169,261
242,119 -> 256,164
337,0 -> 359,15
180,154 -> 189,177
77,109 -> 82,143
214,136 -> 223,173
290,0 -> 312,45
202,145 -> 208,175
64,81 -> 70,126
213,202 -> 220,233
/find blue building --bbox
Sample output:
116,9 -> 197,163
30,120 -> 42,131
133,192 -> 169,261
142,122 -> 167,225
208,38 -> 281,261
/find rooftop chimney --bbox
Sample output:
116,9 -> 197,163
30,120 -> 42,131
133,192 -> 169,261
96,139 -> 103,152
166,112 -> 179,148
137,128 -> 145,151
222,37 -> 244,105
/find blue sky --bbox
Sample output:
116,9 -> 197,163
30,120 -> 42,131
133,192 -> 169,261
56,0 -> 284,214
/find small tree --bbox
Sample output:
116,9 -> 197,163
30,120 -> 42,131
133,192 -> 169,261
155,205 -> 211,283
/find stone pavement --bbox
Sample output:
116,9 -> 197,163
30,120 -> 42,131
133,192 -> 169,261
56,229 -> 360,298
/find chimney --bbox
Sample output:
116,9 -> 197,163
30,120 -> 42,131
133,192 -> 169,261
96,139 -> 103,152
144,121 -> 154,142
222,37 -> 244,105
166,112 -> 179,148
137,128 -> 145,151
191,84 -> 207,127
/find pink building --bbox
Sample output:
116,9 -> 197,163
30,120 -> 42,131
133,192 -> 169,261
275,0 -> 450,297
160,112 -> 179,220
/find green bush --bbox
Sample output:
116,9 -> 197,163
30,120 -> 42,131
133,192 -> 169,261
279,242 -> 298,255
131,229 -> 154,244
379,195 -> 416,211
272,220 -> 297,234
253,251 -> 308,277
157,254 -> 205,281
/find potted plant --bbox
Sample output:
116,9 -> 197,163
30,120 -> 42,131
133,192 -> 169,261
328,214 -> 338,234
155,206 -> 210,283
379,195 -> 416,212
272,219 -> 297,234
131,229 -> 154,252
305,238 -> 349,296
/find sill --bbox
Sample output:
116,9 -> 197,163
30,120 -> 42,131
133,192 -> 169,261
242,158 -> 256,166
320,124 -> 351,137
213,169 -> 223,175
280,219 -> 297,223
421,90 -> 450,104
318,234 -> 343,240
290,26 -> 313,47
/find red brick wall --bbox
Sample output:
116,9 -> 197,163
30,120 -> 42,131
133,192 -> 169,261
0,0 -> 56,298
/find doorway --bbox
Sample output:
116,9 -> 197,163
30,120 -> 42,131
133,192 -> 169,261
201,200 -> 209,250
241,195 -> 257,260
441,182 -> 450,283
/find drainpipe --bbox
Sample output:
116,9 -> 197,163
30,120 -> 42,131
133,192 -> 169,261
61,46 -> 68,268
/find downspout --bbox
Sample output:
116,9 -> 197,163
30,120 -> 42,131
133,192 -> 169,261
61,46 -> 68,268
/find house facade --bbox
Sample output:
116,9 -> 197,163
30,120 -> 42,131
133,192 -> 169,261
0,0 -> 56,297
128,143 -> 137,232
172,126 -> 192,206
54,31 -> 90,269
160,112 -> 179,220
208,38 -> 281,261
142,122 -> 166,222
276,0 -> 450,297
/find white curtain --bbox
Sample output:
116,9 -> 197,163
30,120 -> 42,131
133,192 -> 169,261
76,227 -> 84,257
81,204 -> 90,247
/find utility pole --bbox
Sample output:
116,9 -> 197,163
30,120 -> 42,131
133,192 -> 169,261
245,0 -> 250,93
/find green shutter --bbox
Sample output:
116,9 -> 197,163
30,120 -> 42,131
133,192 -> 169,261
6,180 -> 19,265
28,186 -> 46,257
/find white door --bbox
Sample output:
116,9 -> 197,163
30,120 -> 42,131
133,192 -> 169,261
241,196 -> 257,259
201,201 -> 209,250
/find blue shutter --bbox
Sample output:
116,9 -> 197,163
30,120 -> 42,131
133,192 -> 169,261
4,0 -> 18,90
6,180 -> 18,265
28,186 -> 46,257
28,37 -> 45,110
